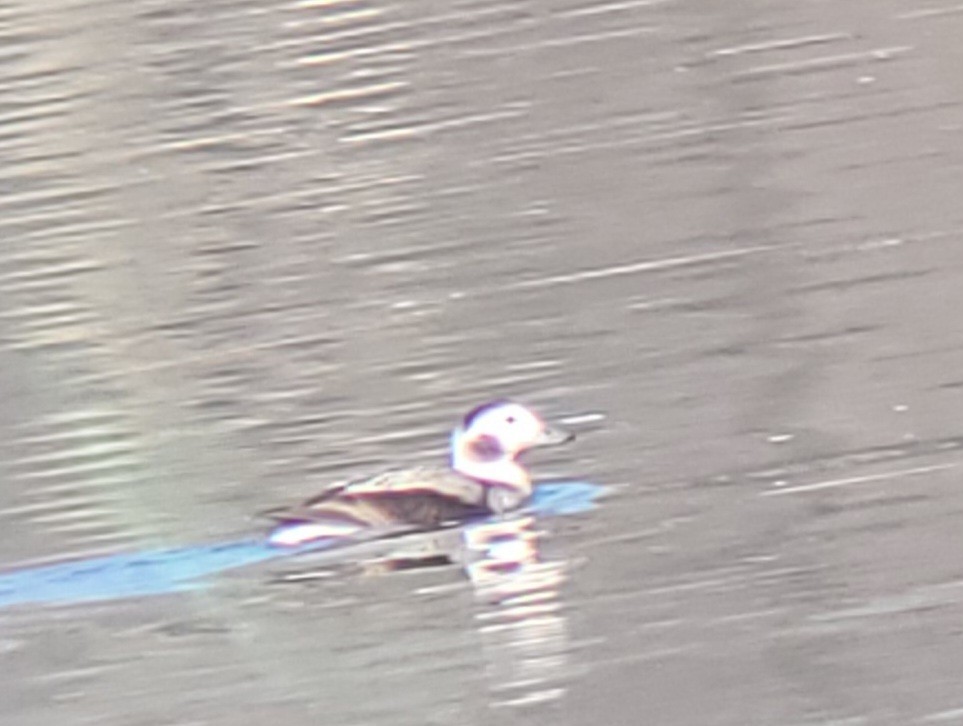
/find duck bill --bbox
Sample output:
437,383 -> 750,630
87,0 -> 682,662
534,425 -> 574,447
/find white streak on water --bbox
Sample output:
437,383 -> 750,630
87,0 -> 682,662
559,413 -> 606,426
559,0 -> 673,18
921,706 -> 963,722
709,33 -> 852,57
735,46 -> 913,79
509,246 -> 775,291
898,4 -> 963,20
761,463 -> 957,497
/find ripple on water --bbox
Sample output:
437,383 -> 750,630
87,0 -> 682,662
3,409 -> 152,554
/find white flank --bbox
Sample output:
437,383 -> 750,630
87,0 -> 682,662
268,521 -> 362,547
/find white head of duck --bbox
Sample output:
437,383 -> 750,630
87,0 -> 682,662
450,400 -> 573,511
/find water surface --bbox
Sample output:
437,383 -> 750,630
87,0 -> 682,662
3,0 -> 963,724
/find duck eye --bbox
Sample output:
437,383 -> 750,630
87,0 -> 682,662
506,416 -> 516,424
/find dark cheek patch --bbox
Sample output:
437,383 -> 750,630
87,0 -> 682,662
469,435 -> 504,462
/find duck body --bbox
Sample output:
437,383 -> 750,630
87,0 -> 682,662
266,467 -> 490,544
266,401 -> 572,547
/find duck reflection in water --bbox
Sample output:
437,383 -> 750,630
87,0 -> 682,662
461,516 -> 575,708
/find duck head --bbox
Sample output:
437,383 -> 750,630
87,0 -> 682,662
450,400 -> 573,512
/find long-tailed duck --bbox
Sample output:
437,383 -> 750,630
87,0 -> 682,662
266,400 -> 572,547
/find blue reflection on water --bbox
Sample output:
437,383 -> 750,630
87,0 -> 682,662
0,482 -> 604,608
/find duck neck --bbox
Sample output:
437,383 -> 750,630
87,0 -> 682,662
449,430 -> 532,495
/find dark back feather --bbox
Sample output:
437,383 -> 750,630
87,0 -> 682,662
268,467 -> 490,529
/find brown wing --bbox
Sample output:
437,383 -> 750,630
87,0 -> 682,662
268,467 -> 489,529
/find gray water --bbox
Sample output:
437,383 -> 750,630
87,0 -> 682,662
3,0 -> 963,723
